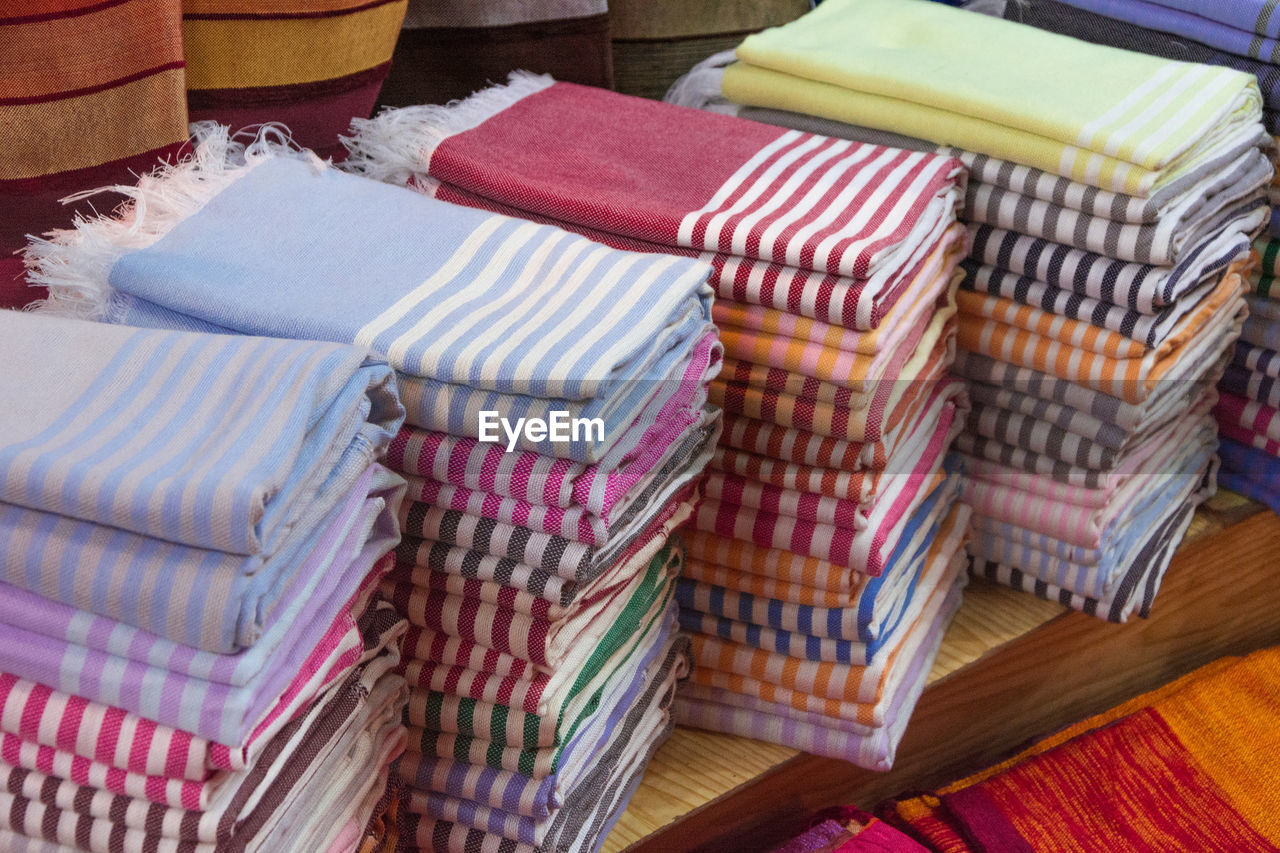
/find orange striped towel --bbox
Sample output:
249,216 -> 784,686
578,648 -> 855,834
957,261 -> 1248,403
685,513 -> 966,722
683,559 -> 865,608
717,249 -> 959,392
683,530 -> 865,595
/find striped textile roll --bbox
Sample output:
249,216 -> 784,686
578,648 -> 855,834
182,0 -> 406,156
0,0 -> 187,309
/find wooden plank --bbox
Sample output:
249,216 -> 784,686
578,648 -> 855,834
602,499 -> 1277,853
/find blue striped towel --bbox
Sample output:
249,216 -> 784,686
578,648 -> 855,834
29,133 -> 716,463
0,312 -> 404,653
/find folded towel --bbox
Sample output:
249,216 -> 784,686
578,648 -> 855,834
28,128 -> 715,464
343,75 -> 965,329
1004,0 -> 1280,131
725,0 -> 1263,195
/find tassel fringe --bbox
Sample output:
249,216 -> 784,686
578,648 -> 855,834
341,71 -> 555,186
663,50 -> 741,114
26,122 -> 322,321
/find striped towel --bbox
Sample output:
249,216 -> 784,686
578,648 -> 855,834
1235,341 -> 1280,377
404,633 -> 685,853
713,309 -> 956,443
974,497 -> 1202,622
956,263 -> 1249,404
1003,0 -> 1280,132
383,510 -> 680,672
1221,361 -> 1280,407
1219,437 -> 1280,512
28,130 -> 716,464
674,579 -> 961,770
722,0 -> 1264,195
398,559 -> 677,751
0,312 -> 403,654
182,0 -> 406,156
683,543 -> 967,726
400,599 -> 672,782
0,584 -> 395,787
679,479 -> 967,659
964,430 -> 1216,596
969,223 -> 1257,314
1047,0 -> 1280,62
398,637 -> 686,824
390,416 -> 713,550
0,600 -> 403,813
0,0 -> 187,309
962,407 -> 1213,540
0,635 -> 407,851
729,106 -> 1272,236
692,399 -> 959,571
391,487 -> 694,615
343,75 -> 966,330
399,631 -> 682,835
0,512 -> 396,747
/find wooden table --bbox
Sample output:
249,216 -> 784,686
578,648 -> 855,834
601,492 -> 1280,852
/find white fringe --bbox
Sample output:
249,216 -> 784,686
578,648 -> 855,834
25,122 -> 323,321
663,50 -> 742,115
341,71 -> 555,187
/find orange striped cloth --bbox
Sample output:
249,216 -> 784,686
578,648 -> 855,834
956,258 -> 1250,404
685,513 -> 966,723
181,0 -> 406,156
0,0 -> 188,309
715,232 -> 963,391
712,311 -> 956,442
683,559 -> 864,609
882,646 -> 1280,851
683,530 -> 866,595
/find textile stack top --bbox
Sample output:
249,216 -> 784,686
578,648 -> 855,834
0,309 -> 410,852
667,0 -> 1272,622
999,0 -> 1280,518
340,75 -> 972,771
26,126 -> 721,853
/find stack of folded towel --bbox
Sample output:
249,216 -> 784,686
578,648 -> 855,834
995,0 -> 1280,515
26,128 -> 717,853
668,0 -> 1270,621
340,79 -> 973,769
0,309 -> 409,853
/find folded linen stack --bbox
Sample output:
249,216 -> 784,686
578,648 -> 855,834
0,310 -> 410,853
340,77 -> 973,769
667,0 -> 1269,621
26,127 -> 718,853
995,0 -> 1280,514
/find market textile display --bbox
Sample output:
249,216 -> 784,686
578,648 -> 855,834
340,77 -> 972,770
0,310 -> 409,852
994,0 -> 1280,516
666,0 -> 1271,621
0,0 -> 188,311
181,0 -> 407,156
25,127 -> 718,853
878,646 -> 1280,851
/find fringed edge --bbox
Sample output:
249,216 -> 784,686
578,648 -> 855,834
663,50 -> 741,114
25,122 -> 324,321
341,71 -> 555,187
